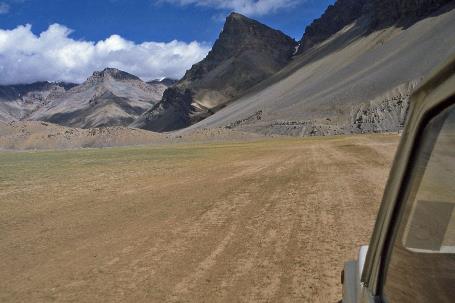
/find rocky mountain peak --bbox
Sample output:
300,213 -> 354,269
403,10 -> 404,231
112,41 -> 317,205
91,68 -> 141,82
226,12 -> 245,21
222,12 -> 264,31
221,11 -> 283,39
183,12 -> 296,82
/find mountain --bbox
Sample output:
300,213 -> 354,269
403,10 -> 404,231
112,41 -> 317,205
29,68 -> 169,128
132,13 -> 297,132
3,0 -> 453,136
0,82 -> 77,123
182,0 -> 455,136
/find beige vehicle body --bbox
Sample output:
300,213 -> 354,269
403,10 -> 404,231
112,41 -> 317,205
342,55 -> 455,303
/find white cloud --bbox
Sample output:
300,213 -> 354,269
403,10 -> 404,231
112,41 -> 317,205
158,0 -> 300,16
0,2 -> 10,14
0,24 -> 211,85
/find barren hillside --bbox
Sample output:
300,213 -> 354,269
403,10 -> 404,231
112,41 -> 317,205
185,3 -> 455,136
28,69 -> 170,128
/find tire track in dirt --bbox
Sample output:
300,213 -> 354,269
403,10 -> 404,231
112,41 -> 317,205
89,152 -> 290,302
165,150 -> 303,302
161,139 -> 395,303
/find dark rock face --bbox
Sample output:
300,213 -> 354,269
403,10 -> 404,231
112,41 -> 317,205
297,0 -> 453,53
132,88 -> 195,132
298,0 -> 368,52
134,12 -> 297,132
372,0 -> 454,25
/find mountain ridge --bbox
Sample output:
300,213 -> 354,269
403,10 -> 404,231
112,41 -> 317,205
28,68 -> 171,128
0,81 -> 77,122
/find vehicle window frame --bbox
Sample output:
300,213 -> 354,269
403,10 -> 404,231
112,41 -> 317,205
376,97 -> 455,302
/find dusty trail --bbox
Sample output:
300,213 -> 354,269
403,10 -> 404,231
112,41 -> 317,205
0,135 -> 399,302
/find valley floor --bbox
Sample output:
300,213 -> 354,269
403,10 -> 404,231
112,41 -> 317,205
0,135 -> 398,302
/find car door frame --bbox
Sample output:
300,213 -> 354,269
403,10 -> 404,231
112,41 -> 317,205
358,55 -> 455,302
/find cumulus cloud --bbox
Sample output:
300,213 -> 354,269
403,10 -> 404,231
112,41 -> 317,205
0,2 -> 10,14
0,24 -> 210,85
158,0 -> 300,16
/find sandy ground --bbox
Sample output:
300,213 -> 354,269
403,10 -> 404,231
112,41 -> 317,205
0,135 -> 399,302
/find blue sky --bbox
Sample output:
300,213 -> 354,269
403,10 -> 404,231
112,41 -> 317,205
0,0 -> 334,84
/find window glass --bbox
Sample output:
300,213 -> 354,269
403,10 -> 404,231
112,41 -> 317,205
383,103 -> 455,303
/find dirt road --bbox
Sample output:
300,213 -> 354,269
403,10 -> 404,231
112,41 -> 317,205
0,135 -> 399,302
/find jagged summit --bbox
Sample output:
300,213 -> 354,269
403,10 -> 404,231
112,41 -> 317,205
226,12 -> 244,20
184,12 -> 295,82
224,11 -> 270,26
224,12 -> 259,25
90,68 -> 141,82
